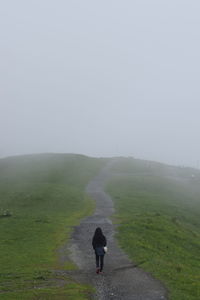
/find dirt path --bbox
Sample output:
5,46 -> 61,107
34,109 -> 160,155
68,163 -> 168,300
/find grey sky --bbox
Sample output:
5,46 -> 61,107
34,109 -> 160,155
1,0 -> 200,167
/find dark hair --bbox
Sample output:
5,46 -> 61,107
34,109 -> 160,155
92,227 -> 106,248
94,227 -> 103,236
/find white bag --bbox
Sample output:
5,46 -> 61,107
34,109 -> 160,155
104,246 -> 108,253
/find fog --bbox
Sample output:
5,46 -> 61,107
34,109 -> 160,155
1,0 -> 200,167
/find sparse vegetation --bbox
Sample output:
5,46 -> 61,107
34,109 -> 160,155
0,154 -> 106,299
107,158 -> 200,300
0,209 -> 12,218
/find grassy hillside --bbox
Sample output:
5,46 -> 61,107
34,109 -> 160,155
0,153 -> 106,299
108,158 -> 200,300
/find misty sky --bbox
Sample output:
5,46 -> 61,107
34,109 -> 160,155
1,0 -> 200,167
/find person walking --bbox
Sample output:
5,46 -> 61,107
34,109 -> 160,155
92,227 -> 107,274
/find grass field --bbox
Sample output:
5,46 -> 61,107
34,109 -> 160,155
0,153 -> 106,299
107,158 -> 200,300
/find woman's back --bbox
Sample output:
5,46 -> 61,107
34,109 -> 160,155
92,227 -> 107,248
92,227 -> 107,274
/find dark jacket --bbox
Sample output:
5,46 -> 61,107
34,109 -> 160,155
92,234 -> 107,251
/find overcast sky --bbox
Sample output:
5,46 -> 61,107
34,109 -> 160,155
0,0 -> 200,167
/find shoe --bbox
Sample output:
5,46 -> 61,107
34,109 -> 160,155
96,268 -> 100,274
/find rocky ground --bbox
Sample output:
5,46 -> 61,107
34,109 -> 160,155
67,163 -> 168,300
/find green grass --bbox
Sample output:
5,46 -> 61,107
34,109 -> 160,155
107,158 -> 200,300
0,153 -> 105,299
0,284 -> 92,300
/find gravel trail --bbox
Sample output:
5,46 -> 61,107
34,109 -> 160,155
68,163 -> 168,300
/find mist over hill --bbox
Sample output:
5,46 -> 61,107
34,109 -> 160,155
1,1 -> 200,168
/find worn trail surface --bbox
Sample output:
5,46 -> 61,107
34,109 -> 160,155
68,163 -> 168,300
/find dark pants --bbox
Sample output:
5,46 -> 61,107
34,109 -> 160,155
95,254 -> 104,271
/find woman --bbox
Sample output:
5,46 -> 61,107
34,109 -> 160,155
92,227 -> 107,274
